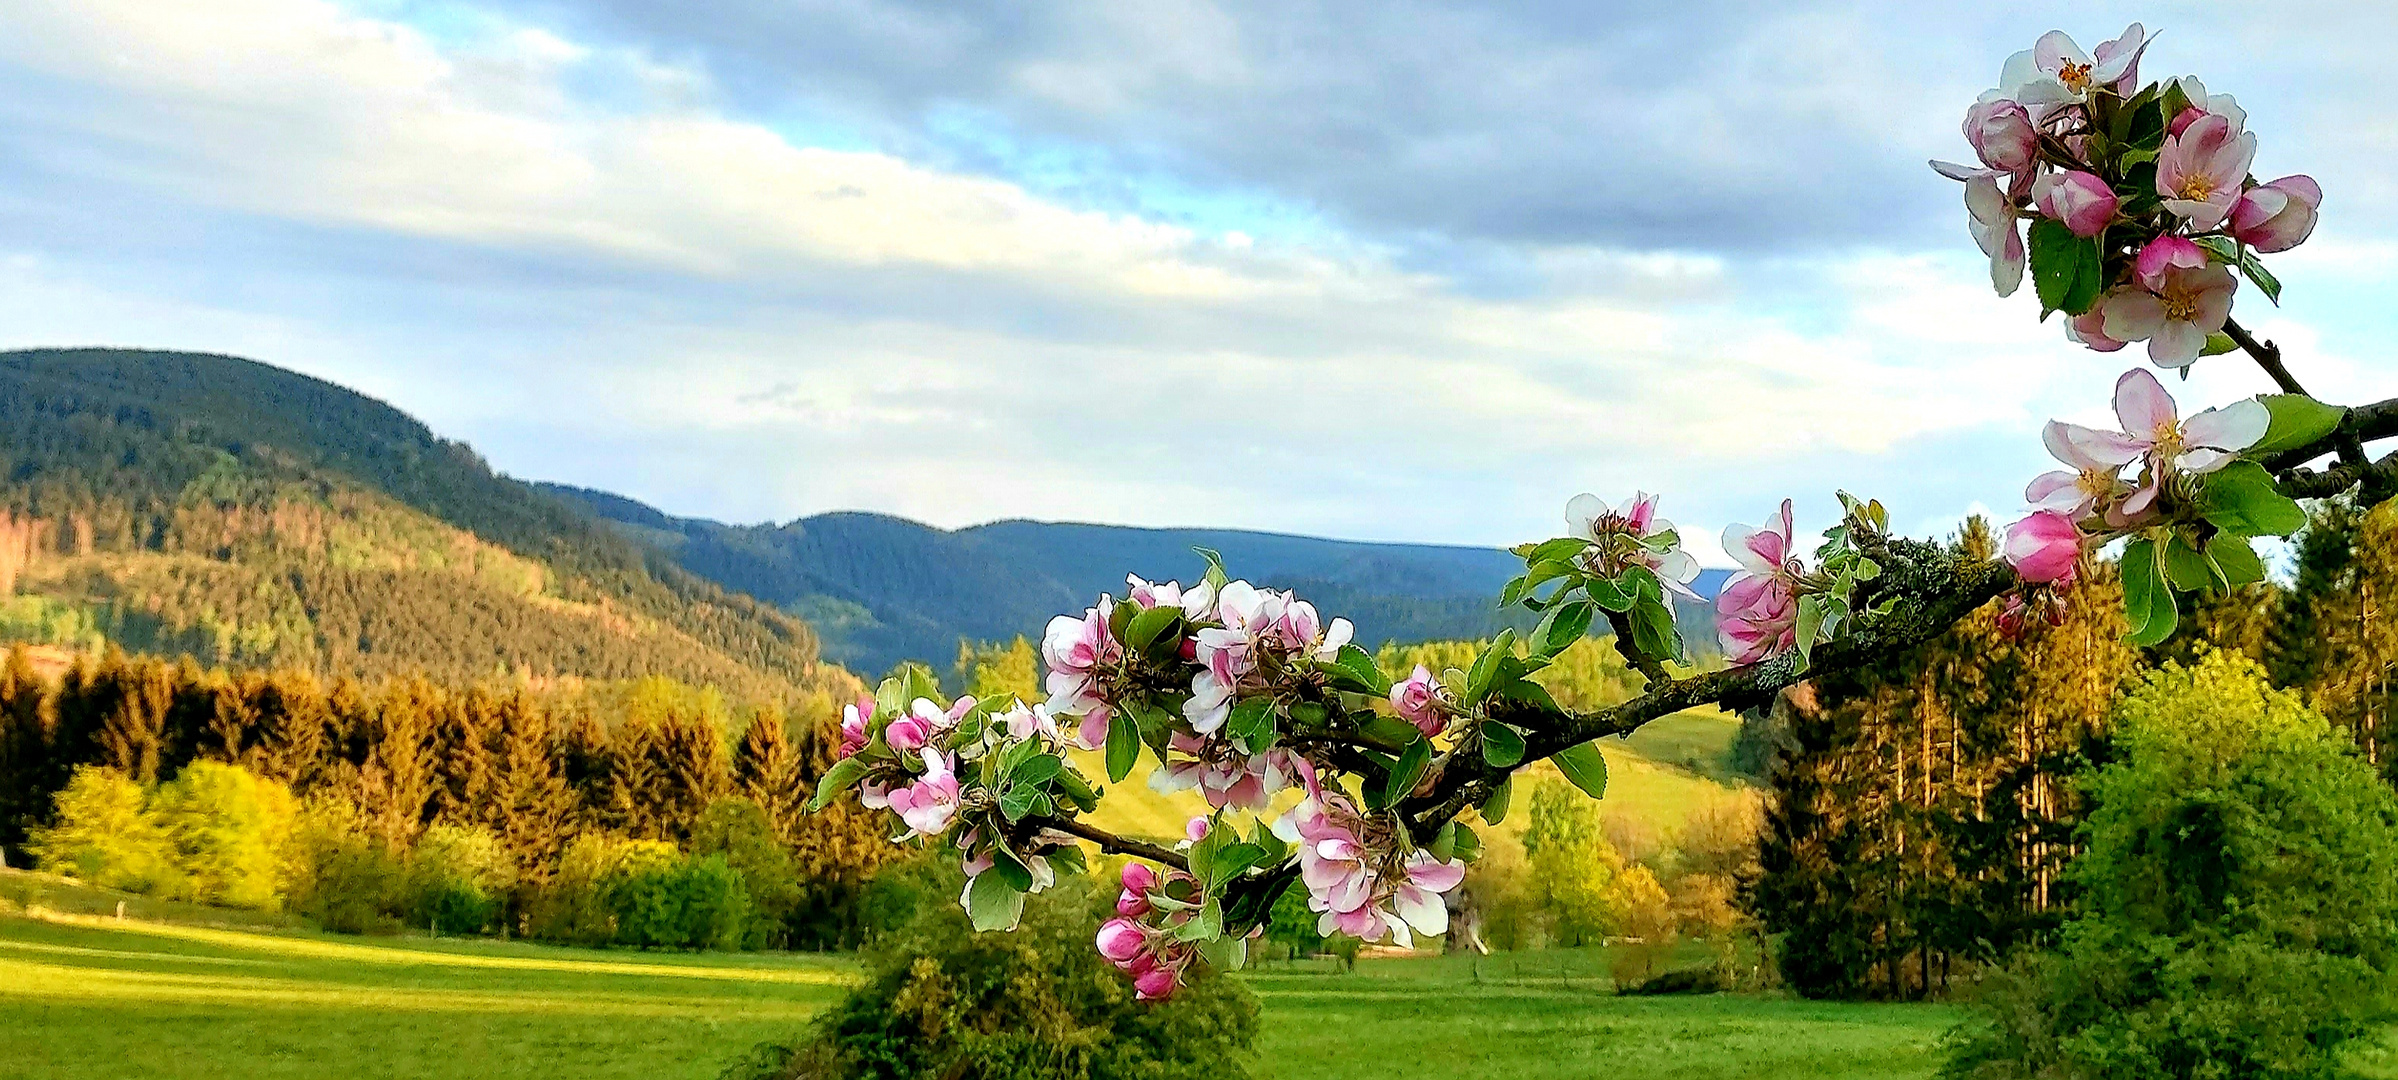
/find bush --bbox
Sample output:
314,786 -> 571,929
727,860 -> 1258,1080
527,835 -> 650,946
286,796 -> 408,934
1942,653 -> 2398,1079
28,766 -> 178,895
151,762 -> 297,910
692,798 -> 801,949
407,825 -> 516,935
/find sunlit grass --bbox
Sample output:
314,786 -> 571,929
0,912 -> 856,1080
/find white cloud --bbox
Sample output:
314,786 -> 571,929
0,0 -> 2367,555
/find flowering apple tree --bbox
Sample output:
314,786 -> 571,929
808,23 -> 2398,1002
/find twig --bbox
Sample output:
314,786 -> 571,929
1029,814 -> 1189,872
1602,607 -> 1672,688
2225,317 -> 2372,471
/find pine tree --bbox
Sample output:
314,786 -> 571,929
485,688 -> 573,886
355,675 -> 440,848
0,645 -> 54,861
733,705 -> 802,845
652,707 -> 729,843
430,686 -> 502,826
92,653 -> 174,785
2292,498 -> 2398,772
240,670 -> 328,786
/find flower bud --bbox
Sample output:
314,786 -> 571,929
1387,665 -> 1444,737
2230,175 -> 2321,254
2003,510 -> 2082,585
1096,918 -> 1147,964
1963,98 -> 2037,173
2031,171 -> 2117,238
2133,236 -> 2208,292
1132,966 -> 1179,1000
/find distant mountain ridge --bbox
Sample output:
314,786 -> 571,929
540,484 -> 1733,676
0,348 -> 855,706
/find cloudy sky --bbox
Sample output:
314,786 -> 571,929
3,1 -> 2393,561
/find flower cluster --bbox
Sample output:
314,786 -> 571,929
1716,500 -> 1805,664
1935,25 -> 2321,369
1274,791 -> 1465,946
1097,862 -> 1203,1000
1565,491 -> 1702,598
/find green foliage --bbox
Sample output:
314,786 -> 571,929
150,760 -> 296,910
692,797 -> 803,949
406,824 -> 514,934
28,766 -> 178,894
730,862 -> 1259,1080
1943,653 -> 2398,1079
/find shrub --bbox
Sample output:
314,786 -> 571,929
727,861 -> 1258,1080
1942,653 -> 2398,1080
286,796 -> 408,934
151,761 -> 296,910
692,797 -> 802,949
28,766 -> 178,895
408,824 -> 516,935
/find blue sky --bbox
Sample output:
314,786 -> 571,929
1,0 -> 2392,563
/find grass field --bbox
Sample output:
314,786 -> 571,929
0,904 -> 1970,1080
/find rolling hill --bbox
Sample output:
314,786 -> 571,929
541,484 -> 1735,676
0,348 -> 856,706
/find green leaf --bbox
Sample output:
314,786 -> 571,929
1381,736 -> 1433,807
1106,707 -> 1141,783
999,787 -> 1040,821
2200,332 -> 2240,357
2202,460 -> 2308,537
1047,843 -> 1088,877
2209,533 -> 2267,587
806,756 -> 870,811
1552,742 -> 1609,800
966,872 -> 1026,932
2239,250 -> 2283,306
1429,820 -> 1458,862
1194,546 -> 1229,591
1495,676 -> 1561,713
1479,777 -> 1513,825
1226,697 -> 1277,752
2028,219 -> 2102,318
1531,599 -> 1595,660
1211,842 -> 1265,885
2192,234 -> 2241,264
1357,715 -> 1423,750
2250,394 -> 2345,456
1523,537 -> 1591,565
1195,933 -> 1247,972
1011,753 -> 1063,789
991,848 -> 1036,891
1450,823 -> 1483,862
2120,537 -> 2180,647
1585,573 -> 1634,612
1122,604 -> 1183,656
1481,722 -> 1527,767
1323,643 -> 1391,696
2123,95 -> 2166,151
2163,534 -> 2230,595
1793,593 -> 1825,672
1465,628 -> 1515,704
1629,596 -> 1681,666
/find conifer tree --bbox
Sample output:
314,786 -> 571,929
486,688 -> 573,886
355,675 -> 440,848
240,670 -> 328,786
430,686 -> 502,826
733,705 -> 802,844
0,645 -> 53,861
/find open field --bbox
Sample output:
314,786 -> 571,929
0,907 -> 1964,1080
22,901 -> 2397,1080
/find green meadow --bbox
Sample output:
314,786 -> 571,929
0,904 -> 1964,1080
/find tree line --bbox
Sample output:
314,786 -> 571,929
0,646 -> 901,948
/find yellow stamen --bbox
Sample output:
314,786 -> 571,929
2058,60 -> 2092,91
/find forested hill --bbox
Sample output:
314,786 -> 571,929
0,348 -> 855,706
539,484 -> 1734,676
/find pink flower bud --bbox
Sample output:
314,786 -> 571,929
1185,817 -> 1210,843
1963,98 -> 2037,174
1096,918 -> 1147,964
2230,175 -> 2321,254
2031,171 -> 2118,238
2169,105 -> 2205,138
2133,236 -> 2208,292
884,715 -> 932,752
1132,966 -> 1179,1000
1120,861 -> 1158,893
2003,510 -> 2082,585
1387,665 -> 1444,737
1116,889 -> 1151,917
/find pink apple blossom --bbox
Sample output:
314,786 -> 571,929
2100,264 -> 2238,369
1272,792 -> 1465,947
838,696 -> 873,757
1132,966 -> 1179,1000
886,750 -> 960,839
1149,734 -> 1299,811
1716,500 -> 1805,666
2065,310 -> 2127,353
1388,664 -> 1445,736
2026,419 -> 2139,523
1042,603 -> 1122,719
2003,510 -> 2084,585
2032,171 -> 2118,238
1963,97 -> 2037,174
1999,24 -> 2149,120
1126,574 -> 1217,620
1067,705 -> 1111,752
2134,236 -> 2208,292
2157,114 -> 2258,232
1965,173 -> 2025,297
2230,175 -> 2322,253
1117,862 -> 1158,917
2166,76 -> 2247,139
2083,369 -> 2271,519
1565,491 -> 1701,597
